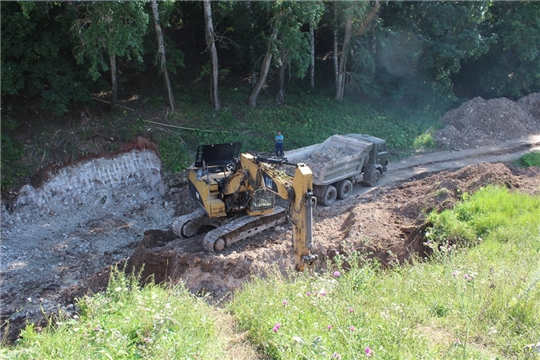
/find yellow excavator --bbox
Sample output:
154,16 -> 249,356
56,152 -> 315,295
172,142 -> 317,271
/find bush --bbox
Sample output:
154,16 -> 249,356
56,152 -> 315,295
517,151 -> 540,168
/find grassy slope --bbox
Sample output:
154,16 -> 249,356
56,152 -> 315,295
2,186 -> 539,359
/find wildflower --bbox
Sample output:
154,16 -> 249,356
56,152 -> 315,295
275,323 -> 281,329
365,346 -> 373,357
464,273 -> 470,281
333,352 -> 341,359
272,327 -> 278,333
327,325 -> 332,330
348,307 -> 354,313
306,291 -> 311,296
319,290 -> 327,296
27,297 -> 32,303
335,251 -> 340,255
283,300 -> 288,305
349,326 -> 355,331
452,271 -> 457,277
334,271 -> 341,278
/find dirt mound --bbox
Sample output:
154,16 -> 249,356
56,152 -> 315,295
434,94 -> 540,149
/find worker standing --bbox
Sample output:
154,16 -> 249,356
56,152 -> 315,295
275,131 -> 284,157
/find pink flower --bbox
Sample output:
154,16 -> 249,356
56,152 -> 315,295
275,323 -> 281,329
283,300 -> 288,305
272,327 -> 278,333
306,291 -> 311,296
348,307 -> 354,313
365,346 -> 373,357
349,326 -> 355,331
327,325 -> 332,330
334,271 -> 341,277
333,352 -> 341,359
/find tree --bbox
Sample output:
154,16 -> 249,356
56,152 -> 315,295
379,1 -> 494,101
248,1 -> 323,107
72,1 -> 148,110
248,11 -> 281,108
1,2 -> 89,115
455,2 -> 540,99
334,1 -> 379,102
151,0 -> 175,112
203,0 -> 221,111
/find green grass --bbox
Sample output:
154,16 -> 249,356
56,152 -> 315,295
516,151 -> 540,168
3,269 -> 230,359
154,85 -> 449,166
228,185 -> 540,359
4,186 -> 538,359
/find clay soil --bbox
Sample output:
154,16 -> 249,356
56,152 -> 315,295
1,94 -> 540,344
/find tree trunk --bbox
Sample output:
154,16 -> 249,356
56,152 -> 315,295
275,46 -> 289,105
151,0 -> 175,112
333,4 -> 339,92
248,15 -> 282,108
335,15 -> 351,102
309,21 -> 315,90
110,54 -> 117,110
203,0 -> 221,111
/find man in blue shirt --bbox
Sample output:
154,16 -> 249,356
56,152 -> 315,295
275,131 -> 284,157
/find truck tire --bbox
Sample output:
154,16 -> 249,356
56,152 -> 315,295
362,168 -> 380,187
320,185 -> 337,206
337,179 -> 353,200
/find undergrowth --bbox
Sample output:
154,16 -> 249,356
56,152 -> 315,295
516,151 -> 540,168
2,268 -> 228,359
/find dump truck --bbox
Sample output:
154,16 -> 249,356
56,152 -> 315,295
284,134 -> 388,206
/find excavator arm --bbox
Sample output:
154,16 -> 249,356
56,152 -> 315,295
178,145 -> 317,271
221,154 -> 317,271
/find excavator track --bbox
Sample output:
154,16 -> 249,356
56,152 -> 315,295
203,207 -> 288,252
171,209 -> 206,238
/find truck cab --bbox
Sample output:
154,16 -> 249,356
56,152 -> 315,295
345,134 -> 388,186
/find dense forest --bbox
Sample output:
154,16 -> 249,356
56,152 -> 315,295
3,0 -> 540,114
2,1 -> 540,189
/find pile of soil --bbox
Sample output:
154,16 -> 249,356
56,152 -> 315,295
434,93 -> 540,149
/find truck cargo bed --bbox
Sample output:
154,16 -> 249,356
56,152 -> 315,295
285,135 -> 373,185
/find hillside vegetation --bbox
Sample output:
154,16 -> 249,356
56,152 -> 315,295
2,184 -> 539,359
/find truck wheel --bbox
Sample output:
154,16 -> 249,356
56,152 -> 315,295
337,179 -> 353,200
320,185 -> 337,206
369,169 -> 381,186
362,168 -> 380,187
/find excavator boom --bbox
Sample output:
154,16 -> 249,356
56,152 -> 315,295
172,142 -> 317,271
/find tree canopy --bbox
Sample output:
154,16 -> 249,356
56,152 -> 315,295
2,1 -> 539,115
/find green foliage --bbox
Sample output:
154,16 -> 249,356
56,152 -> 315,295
516,151 -> 540,168
413,130 -> 436,149
73,1 -> 149,81
9,268 -> 227,359
0,118 -> 31,191
426,185 -> 540,251
1,2 -> 91,115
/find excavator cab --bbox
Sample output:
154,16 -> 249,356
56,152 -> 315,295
248,189 -> 275,215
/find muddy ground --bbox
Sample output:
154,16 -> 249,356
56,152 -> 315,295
1,94 -> 540,343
